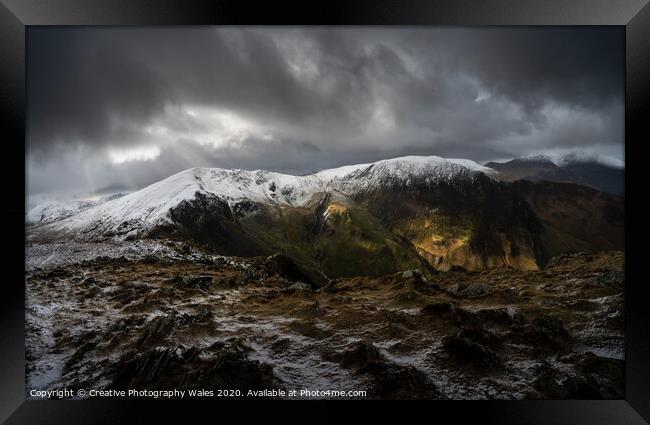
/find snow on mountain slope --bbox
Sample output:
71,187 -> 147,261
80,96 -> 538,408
28,155 -> 494,239
26,200 -> 98,224
519,151 -> 624,169
323,156 -> 495,193
556,152 -> 624,169
26,193 -> 130,225
315,155 -> 493,180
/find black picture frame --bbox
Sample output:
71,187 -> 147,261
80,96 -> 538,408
1,1 -> 649,423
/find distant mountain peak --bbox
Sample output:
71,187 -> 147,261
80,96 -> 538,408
486,151 -> 624,195
516,154 -> 557,164
512,151 -> 623,169
555,151 -> 624,169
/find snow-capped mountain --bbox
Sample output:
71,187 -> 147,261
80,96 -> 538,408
522,152 -> 624,169
27,155 -> 494,238
486,151 -> 624,195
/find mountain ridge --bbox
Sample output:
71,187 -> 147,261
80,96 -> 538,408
27,155 -> 494,229
486,152 -> 624,195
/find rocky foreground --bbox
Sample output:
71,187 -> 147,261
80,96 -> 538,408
25,241 -> 624,399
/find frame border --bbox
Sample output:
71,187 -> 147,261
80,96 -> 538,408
1,1 -> 649,423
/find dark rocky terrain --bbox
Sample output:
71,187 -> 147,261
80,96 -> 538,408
25,241 -> 624,399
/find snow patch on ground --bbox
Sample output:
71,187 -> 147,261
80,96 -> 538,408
24,240 -> 239,271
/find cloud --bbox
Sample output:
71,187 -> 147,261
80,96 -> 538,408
108,145 -> 161,165
26,27 -> 623,197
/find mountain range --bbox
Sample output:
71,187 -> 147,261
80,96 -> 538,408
27,155 -> 624,283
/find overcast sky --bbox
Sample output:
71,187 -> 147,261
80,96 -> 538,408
27,27 -> 624,200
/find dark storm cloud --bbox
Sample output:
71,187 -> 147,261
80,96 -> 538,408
428,28 -> 623,111
27,27 -> 624,197
28,29 -> 169,155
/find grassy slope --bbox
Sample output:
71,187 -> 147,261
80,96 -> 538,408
357,177 -> 545,271
239,197 -> 430,279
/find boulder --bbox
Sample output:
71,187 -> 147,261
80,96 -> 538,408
442,333 -> 501,369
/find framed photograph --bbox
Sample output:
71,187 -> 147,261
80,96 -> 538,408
2,0 -> 649,423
